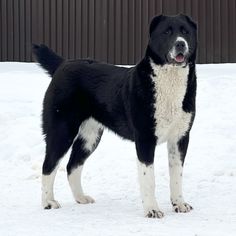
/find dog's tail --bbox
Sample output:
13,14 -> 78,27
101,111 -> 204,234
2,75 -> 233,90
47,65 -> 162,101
32,44 -> 64,77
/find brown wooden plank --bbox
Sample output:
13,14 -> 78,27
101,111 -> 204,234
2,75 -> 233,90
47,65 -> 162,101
134,0 -> 142,62
94,0 -> 99,60
185,0 -> 192,16
177,0 -> 185,14
44,0 -> 50,48
101,0 -> 108,62
56,0 -> 63,55
19,0 -> 25,61
1,0 -> 8,60
50,0 -> 57,52
114,0 -> 122,63
191,0 -> 198,22
31,0 -> 39,47
191,0 -> 198,62
197,0 -> 206,63
88,0 -> 95,59
13,0 -> 20,61
121,0 -> 128,64
163,0 -> 174,15
75,0 -> 82,59
108,0 -> 115,63
221,0 -> 229,62
25,0 -> 31,61
228,0 -> 236,62
38,0 -> 44,43
205,0 -> 214,63
81,0 -> 88,58
68,0 -> 75,59
213,0 -> 221,63
128,0 -> 135,64
62,0 -> 69,58
162,0 -> 168,14
141,0 -> 148,59
148,0 -> 155,20
155,0 -> 163,15
7,0 -> 14,60
169,0 -> 178,15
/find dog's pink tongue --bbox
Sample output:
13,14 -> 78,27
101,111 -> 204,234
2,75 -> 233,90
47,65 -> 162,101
175,54 -> 185,63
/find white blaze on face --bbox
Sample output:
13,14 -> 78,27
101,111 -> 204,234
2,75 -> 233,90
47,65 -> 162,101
176,36 -> 189,53
169,36 -> 189,62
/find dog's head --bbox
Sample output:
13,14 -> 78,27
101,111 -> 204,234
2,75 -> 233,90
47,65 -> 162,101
148,14 -> 197,66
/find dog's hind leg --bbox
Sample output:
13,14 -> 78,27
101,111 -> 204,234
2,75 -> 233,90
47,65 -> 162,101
42,120 -> 79,209
67,118 -> 104,204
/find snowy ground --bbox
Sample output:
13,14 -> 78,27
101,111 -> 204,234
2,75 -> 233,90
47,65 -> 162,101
0,62 -> 236,236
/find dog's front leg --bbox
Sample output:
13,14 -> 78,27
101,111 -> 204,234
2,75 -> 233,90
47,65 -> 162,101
168,134 -> 193,213
135,136 -> 164,218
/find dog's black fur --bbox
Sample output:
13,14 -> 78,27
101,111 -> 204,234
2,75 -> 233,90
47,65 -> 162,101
33,14 -> 197,217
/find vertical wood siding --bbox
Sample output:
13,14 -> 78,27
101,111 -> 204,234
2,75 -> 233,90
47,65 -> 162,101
0,0 -> 236,64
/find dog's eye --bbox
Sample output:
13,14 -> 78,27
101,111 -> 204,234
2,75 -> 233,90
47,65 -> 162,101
181,28 -> 189,34
164,29 -> 171,35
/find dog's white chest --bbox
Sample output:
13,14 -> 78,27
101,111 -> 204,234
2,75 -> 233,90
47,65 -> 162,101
151,63 -> 192,143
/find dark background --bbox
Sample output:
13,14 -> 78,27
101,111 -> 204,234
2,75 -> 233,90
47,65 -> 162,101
0,0 -> 236,64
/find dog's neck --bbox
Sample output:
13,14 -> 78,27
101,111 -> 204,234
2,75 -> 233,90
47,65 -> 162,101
149,59 -> 189,93
145,45 -> 165,66
150,59 -> 189,77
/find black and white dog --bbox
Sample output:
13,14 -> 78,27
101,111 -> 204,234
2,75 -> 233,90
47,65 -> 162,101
33,14 -> 197,218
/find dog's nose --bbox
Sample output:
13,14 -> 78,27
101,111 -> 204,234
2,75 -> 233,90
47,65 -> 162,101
175,41 -> 186,51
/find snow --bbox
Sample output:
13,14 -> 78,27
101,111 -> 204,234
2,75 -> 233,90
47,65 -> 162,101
0,62 -> 236,236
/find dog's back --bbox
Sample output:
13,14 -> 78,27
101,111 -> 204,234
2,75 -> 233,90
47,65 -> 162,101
33,45 -> 135,140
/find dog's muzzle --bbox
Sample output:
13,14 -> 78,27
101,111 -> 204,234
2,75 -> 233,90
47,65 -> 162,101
174,40 -> 187,63
168,37 -> 189,65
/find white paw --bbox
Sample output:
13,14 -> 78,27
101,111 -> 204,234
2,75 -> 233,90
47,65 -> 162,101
172,202 -> 193,213
145,209 -> 164,218
43,200 -> 61,209
76,195 -> 95,204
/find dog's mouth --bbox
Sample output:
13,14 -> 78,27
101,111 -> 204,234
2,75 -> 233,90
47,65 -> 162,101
167,52 -> 188,66
174,53 -> 185,63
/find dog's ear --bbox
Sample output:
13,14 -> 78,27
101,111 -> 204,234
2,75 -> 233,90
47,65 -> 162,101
180,14 -> 197,30
149,15 -> 164,36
